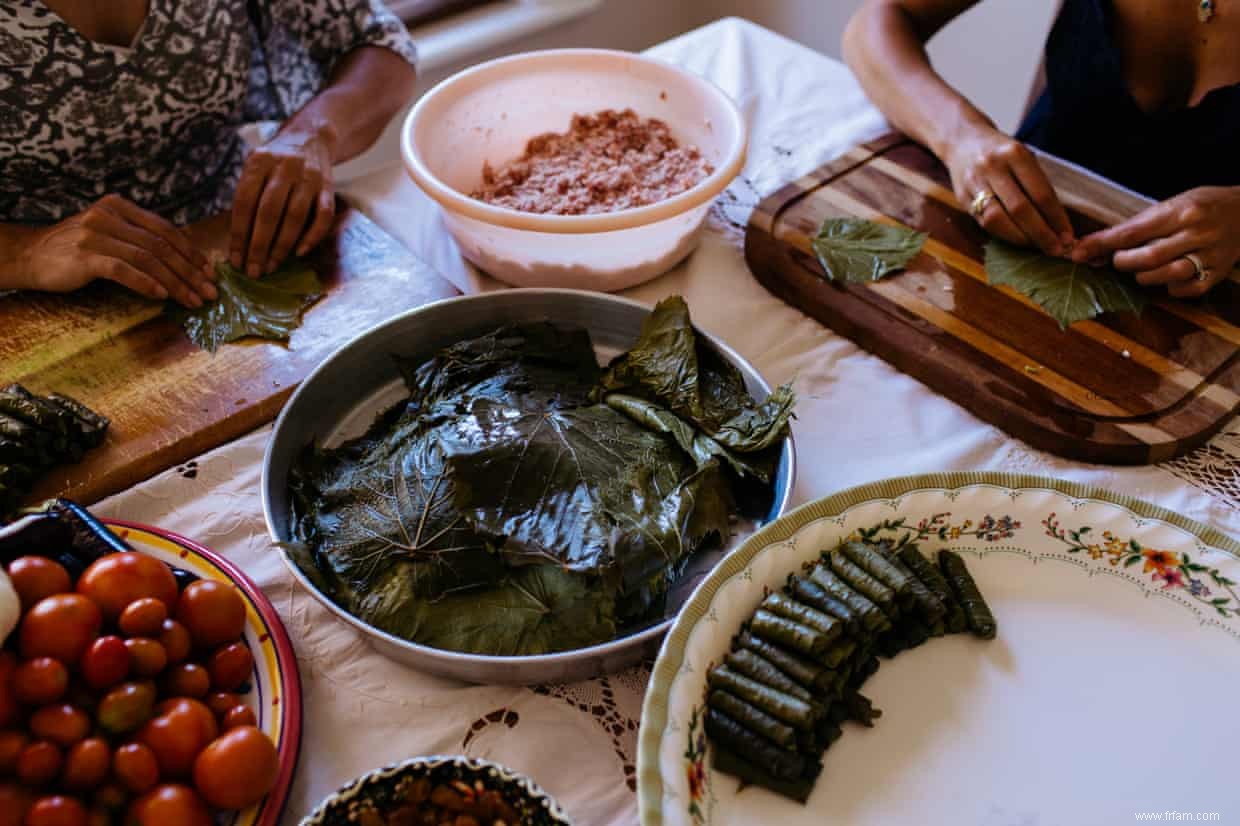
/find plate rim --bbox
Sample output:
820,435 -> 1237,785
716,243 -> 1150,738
103,518 -> 303,826
635,470 -> 1240,825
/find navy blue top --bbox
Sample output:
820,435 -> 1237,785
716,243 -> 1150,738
1016,0 -> 1240,200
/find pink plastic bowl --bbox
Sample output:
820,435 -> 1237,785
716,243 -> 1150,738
401,48 -> 747,290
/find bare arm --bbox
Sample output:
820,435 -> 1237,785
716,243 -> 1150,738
229,45 -> 417,277
843,0 -> 1074,254
844,0 -> 987,161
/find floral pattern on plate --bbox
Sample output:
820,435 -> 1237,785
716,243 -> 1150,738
637,473 -> 1240,826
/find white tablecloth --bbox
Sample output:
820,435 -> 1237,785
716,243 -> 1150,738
95,17 -> 1240,826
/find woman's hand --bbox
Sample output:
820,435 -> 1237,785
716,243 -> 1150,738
944,125 -> 1075,256
9,195 -> 214,307
229,125 -> 337,279
1071,187 -> 1240,297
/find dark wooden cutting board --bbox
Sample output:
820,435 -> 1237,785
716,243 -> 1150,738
1,206 -> 458,505
745,135 -> 1240,464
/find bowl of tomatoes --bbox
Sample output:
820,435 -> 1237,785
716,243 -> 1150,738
0,501 -> 301,826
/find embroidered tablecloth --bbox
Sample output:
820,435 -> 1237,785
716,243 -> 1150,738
94,18 -> 1240,825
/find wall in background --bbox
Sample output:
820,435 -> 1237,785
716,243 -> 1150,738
711,0 -> 1060,133
338,0 -> 716,180
342,0 -> 1059,180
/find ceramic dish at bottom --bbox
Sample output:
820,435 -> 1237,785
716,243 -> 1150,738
637,472 -> 1240,825
300,755 -> 572,825
105,518 -> 303,826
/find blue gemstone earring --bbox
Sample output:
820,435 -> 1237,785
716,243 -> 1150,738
1199,0 -> 1216,23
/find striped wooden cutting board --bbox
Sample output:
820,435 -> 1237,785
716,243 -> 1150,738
745,134 -> 1240,464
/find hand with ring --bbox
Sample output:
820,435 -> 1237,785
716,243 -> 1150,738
945,124 -> 1076,257
1070,186 -> 1240,297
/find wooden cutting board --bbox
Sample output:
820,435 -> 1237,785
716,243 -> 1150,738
1,206 -> 458,504
745,134 -> 1240,465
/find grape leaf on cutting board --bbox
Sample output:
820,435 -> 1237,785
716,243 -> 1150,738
984,240 -> 1147,329
170,259 -> 323,352
810,218 -> 928,284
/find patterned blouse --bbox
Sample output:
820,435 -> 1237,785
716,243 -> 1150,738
0,0 -> 418,226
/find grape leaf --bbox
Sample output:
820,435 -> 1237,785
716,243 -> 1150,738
170,259 -> 323,352
595,296 -> 795,453
811,217 -> 927,283
984,240 -> 1147,328
359,564 -> 617,657
286,307 -> 778,657
604,393 -> 772,482
288,410 -> 506,605
438,397 -> 731,583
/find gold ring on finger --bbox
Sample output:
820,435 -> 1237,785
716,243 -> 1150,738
970,190 -> 996,219
1183,252 -> 1210,282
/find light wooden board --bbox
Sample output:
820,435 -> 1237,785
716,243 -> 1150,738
1,207 -> 459,504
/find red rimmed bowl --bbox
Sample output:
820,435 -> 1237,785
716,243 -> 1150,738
103,519 -> 302,826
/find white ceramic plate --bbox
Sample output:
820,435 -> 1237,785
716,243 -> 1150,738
637,473 -> 1240,825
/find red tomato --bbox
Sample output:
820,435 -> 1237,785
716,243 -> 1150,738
15,740 -> 62,786
159,665 -> 208,700
80,637 -> 130,692
23,795 -> 88,826
19,594 -> 102,663
92,782 -> 128,813
76,554 -> 177,623
192,725 -> 278,811
29,705 -> 91,747
136,702 -> 215,778
221,705 -> 257,731
152,699 -> 216,744
0,729 -> 28,774
155,620 -> 190,665
123,784 -> 211,826
203,692 -> 241,719
175,581 -> 245,650
13,658 -> 69,707
111,744 -> 158,795
206,642 -> 253,692
117,599 -> 167,638
61,738 -> 111,791
0,782 -> 33,826
120,640 -> 165,680
96,684 -> 156,736
5,557 -> 71,608
0,653 -> 18,727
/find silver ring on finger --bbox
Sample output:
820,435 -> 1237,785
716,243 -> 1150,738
1182,252 -> 1210,282
970,189 -> 996,219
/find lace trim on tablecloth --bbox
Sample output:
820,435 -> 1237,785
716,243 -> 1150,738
1162,421 -> 1240,511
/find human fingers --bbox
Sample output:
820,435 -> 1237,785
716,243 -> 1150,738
1133,256 -> 1198,286
296,189 -> 336,258
1005,147 -> 1075,245
1071,200 -> 1180,263
229,154 -> 275,271
85,233 -> 203,308
968,176 -> 1030,247
1111,231 -> 1201,273
987,166 -> 1064,255
244,165 -> 298,278
265,178 -> 317,274
1166,253 -> 1230,298
87,253 -> 170,301
97,196 -> 216,300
